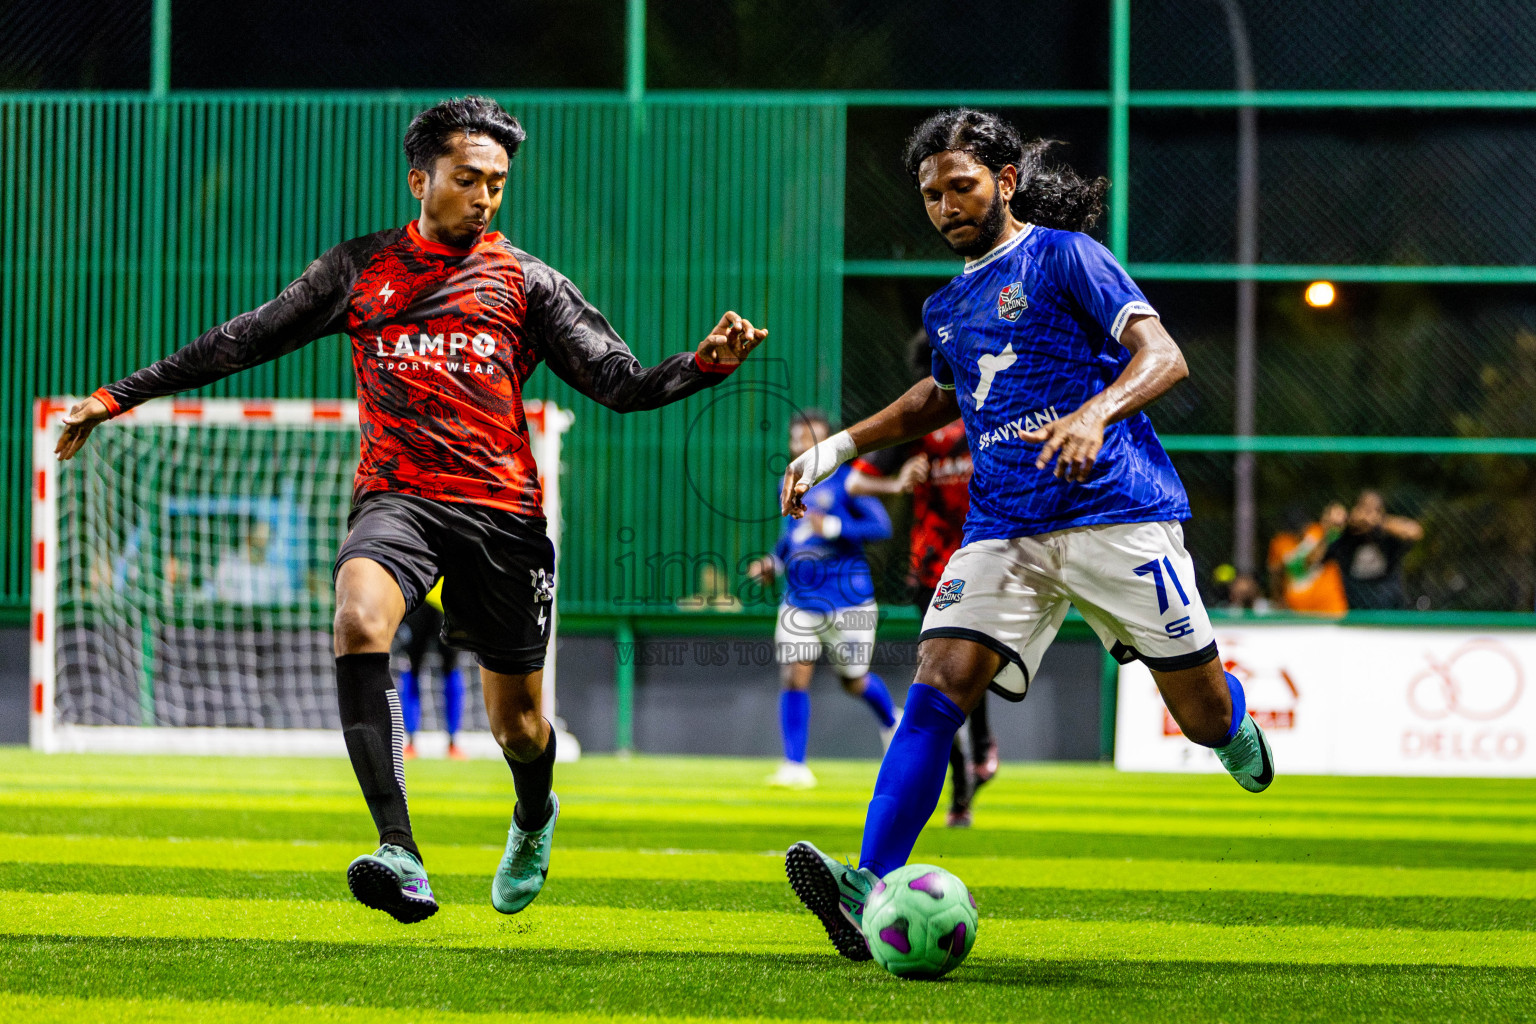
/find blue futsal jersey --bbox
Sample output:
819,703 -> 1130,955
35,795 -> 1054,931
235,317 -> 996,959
924,225 -> 1190,544
775,464 -> 892,611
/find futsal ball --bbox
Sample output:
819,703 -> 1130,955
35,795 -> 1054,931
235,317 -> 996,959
861,863 -> 978,979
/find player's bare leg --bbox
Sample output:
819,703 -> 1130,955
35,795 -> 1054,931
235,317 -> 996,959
484,666 -> 561,913
333,558 -> 437,922
334,558 -> 407,656
788,636 -> 992,960
770,662 -> 818,788
1152,659 -> 1232,746
1153,657 -> 1273,792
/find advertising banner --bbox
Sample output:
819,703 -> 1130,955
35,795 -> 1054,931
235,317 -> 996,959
1115,625 -> 1536,777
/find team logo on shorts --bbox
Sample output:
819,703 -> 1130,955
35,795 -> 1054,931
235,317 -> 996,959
529,568 -> 555,603
932,578 -> 966,610
997,282 -> 1029,322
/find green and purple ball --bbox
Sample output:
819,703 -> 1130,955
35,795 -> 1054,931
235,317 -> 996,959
860,863 -> 978,979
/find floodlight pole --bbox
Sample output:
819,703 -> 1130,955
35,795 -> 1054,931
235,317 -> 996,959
626,0 -> 646,105
1217,0 -> 1259,577
618,0 -> 644,755
1108,0 -> 1130,260
150,0 -> 171,97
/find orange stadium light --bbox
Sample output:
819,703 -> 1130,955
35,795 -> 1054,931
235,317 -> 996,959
1304,281 -> 1337,308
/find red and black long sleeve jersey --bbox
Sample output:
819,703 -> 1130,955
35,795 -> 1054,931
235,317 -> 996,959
852,422 -> 973,591
94,221 -> 735,516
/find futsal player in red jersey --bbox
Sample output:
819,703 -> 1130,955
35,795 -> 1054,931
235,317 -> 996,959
55,96 -> 767,923
847,333 -> 997,827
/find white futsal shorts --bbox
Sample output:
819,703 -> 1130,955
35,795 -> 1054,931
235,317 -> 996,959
920,520 -> 1217,700
774,601 -> 879,678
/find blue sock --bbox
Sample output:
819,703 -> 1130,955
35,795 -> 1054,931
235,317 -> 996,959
398,669 -> 421,736
443,667 -> 465,738
856,673 -> 896,728
859,683 -> 966,878
780,690 -> 810,763
1216,671 -> 1248,747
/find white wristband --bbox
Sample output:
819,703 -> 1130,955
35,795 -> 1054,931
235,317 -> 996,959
786,430 -> 857,492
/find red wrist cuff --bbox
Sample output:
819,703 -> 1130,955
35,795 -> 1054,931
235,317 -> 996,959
91,387 -> 122,416
693,352 -> 739,376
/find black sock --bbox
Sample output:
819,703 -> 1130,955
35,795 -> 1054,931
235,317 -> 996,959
336,653 -> 421,863
507,723 -> 556,830
970,696 -> 993,761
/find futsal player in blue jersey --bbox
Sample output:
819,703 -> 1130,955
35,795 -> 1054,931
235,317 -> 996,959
748,409 -> 901,789
778,110 -> 1274,961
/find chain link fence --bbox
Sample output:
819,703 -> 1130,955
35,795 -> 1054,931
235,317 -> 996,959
649,1 -> 1107,91
1133,0 -> 1536,91
0,0 -> 150,89
1176,451 -> 1536,612
1142,282 -> 1536,438
13,1 -> 1536,94
1131,111 -> 1536,265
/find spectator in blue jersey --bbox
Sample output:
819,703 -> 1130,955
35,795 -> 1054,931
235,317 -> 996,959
777,109 -> 1275,963
747,409 -> 901,789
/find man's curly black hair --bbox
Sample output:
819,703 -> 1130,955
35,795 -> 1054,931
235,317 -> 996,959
404,96 -> 527,172
901,108 -> 1108,233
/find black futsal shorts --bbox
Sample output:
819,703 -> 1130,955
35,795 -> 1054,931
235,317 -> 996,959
334,491 -> 555,674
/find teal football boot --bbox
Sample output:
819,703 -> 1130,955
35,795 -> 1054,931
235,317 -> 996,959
492,793 -> 560,914
786,840 -> 878,961
347,843 -> 439,924
1216,715 -> 1276,793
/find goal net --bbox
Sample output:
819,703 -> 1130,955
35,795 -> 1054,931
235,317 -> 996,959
30,397 -> 577,759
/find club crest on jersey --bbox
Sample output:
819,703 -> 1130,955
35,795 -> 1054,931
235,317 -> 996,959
529,568 -> 555,603
997,282 -> 1028,322
932,578 -> 965,610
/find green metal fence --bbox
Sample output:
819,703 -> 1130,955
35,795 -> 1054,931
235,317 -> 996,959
6,0 -> 1536,623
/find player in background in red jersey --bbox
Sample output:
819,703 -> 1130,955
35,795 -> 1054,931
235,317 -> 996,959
847,332 -> 997,827
55,96 -> 766,923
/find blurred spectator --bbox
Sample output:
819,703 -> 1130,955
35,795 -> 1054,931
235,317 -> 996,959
212,519 -> 296,605
1212,564 -> 1271,613
1227,572 -> 1270,612
1266,503 -> 1349,615
1323,491 -> 1423,610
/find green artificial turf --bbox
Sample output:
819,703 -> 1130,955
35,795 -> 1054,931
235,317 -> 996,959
1,749 -> 1534,1022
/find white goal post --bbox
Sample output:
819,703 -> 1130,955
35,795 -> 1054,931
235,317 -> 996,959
30,396 -> 578,760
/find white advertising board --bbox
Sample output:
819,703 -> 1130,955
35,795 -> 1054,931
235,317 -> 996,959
1115,625 -> 1536,777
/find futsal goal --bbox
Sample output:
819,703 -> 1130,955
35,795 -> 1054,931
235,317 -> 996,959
29,396 -> 578,760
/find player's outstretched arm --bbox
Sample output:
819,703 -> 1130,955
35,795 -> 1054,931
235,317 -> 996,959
780,378 -> 958,518
56,248 -> 354,461
1020,313 -> 1188,483
527,260 -> 765,412
846,454 -> 928,497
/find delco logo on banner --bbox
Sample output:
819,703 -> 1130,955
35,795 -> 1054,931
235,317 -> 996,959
1116,626 -> 1534,777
